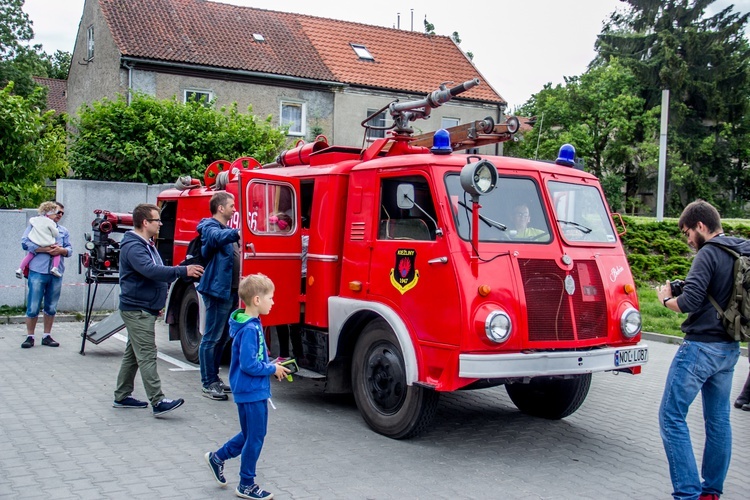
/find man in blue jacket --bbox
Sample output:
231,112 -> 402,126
113,204 -> 203,417
197,192 -> 241,401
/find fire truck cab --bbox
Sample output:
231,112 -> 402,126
156,80 -> 647,439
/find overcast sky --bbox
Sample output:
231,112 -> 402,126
22,0 -> 750,110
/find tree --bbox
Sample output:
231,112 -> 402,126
0,82 -> 68,208
0,0 -> 32,59
68,93 -> 289,184
595,0 -> 750,215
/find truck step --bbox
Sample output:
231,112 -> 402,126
296,367 -> 326,380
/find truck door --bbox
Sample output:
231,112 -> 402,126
367,174 -> 461,346
239,170 -> 302,325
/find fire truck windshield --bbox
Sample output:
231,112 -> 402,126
445,174 -> 551,243
547,181 -> 617,243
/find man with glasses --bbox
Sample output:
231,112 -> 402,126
20,202 -> 71,348
510,203 -> 546,240
113,203 -> 204,417
656,200 -> 749,500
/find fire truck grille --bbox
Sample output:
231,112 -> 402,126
519,259 -> 607,342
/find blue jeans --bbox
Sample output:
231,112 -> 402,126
25,271 -> 63,317
199,293 -> 234,387
659,340 -> 740,500
216,400 -> 268,485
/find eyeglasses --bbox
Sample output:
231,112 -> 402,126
56,211 -> 64,216
681,227 -> 691,237
146,218 -> 162,224
514,212 -> 529,217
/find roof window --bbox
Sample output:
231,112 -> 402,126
351,43 -> 374,61
253,33 -> 265,42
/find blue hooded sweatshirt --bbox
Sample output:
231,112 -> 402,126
228,310 -> 276,403
195,217 -> 240,300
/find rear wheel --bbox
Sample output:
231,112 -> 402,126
351,319 -> 439,439
178,286 -> 201,364
505,373 -> 591,419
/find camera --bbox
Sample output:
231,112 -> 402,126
670,279 -> 685,297
80,210 -> 133,277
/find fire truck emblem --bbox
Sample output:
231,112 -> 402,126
390,248 -> 419,294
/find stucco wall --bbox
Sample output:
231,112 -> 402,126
0,180 -> 172,313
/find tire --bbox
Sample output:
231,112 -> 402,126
505,373 -> 591,419
351,319 -> 439,439
177,286 -> 201,364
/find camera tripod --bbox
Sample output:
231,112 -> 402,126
79,267 -> 122,355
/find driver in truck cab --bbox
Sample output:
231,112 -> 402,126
510,204 -> 546,240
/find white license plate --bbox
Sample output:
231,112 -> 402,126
614,347 -> 648,367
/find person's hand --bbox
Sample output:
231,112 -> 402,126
273,363 -> 291,381
656,280 -> 672,303
186,264 -> 204,278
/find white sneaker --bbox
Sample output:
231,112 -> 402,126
50,267 -> 61,277
15,268 -> 23,279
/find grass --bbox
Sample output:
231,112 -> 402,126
637,287 -> 686,337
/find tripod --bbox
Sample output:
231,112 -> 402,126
79,267 -> 121,355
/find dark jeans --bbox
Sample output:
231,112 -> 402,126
199,293 -> 234,387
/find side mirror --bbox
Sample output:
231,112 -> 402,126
396,184 -> 415,209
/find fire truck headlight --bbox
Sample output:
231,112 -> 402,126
620,307 -> 642,338
485,311 -> 512,343
460,159 -> 497,198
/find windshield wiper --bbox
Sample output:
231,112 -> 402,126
458,201 -> 507,230
557,219 -> 592,234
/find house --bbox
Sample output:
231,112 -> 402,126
67,0 -> 506,151
32,76 -> 67,115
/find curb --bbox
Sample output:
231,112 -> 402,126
641,331 -> 748,357
0,313 -> 110,325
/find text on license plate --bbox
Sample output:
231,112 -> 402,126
614,347 -> 648,367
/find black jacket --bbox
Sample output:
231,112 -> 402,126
118,231 -> 186,315
676,235 -> 750,342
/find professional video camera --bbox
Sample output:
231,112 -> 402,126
80,210 -> 133,277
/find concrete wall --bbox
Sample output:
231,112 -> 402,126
0,179 -> 172,313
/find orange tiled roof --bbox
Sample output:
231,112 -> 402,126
32,76 -> 67,114
98,0 -> 504,104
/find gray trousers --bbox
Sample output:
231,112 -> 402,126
114,310 -> 165,406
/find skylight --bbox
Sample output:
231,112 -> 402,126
253,33 -> 265,42
351,43 -> 374,60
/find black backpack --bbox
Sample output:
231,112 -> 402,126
179,233 -> 207,282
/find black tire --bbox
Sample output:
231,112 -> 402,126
178,286 -> 201,364
505,373 -> 591,419
351,319 -> 439,439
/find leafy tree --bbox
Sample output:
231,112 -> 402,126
595,0 -> 750,215
423,17 -> 435,35
68,93 -> 289,184
0,0 -> 32,59
0,82 -> 68,208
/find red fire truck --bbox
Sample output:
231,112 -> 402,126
141,79 -> 646,438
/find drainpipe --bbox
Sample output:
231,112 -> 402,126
123,60 -> 134,105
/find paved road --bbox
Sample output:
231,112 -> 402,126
0,320 -> 748,499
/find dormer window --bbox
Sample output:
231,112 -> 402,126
351,43 -> 374,61
253,33 -> 265,42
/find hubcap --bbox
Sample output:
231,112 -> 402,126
365,343 -> 406,415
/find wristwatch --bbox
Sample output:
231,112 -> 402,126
663,296 -> 672,307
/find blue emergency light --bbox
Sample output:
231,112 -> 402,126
556,144 -> 576,167
431,129 -> 452,155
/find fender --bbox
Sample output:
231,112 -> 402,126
165,281 -> 206,333
328,296 -> 419,385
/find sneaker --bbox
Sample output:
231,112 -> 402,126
21,336 -> 34,348
50,267 -> 62,278
743,403 -> 750,412
204,452 -> 227,487
41,336 -> 59,347
152,398 -> 184,417
202,382 -> 228,401
699,494 -> 720,500
235,483 -> 273,499
15,268 -> 23,279
113,396 -> 148,409
218,378 -> 232,393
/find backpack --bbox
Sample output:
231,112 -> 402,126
706,241 -> 750,343
179,233 -> 207,282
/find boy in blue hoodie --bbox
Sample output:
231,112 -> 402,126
204,273 -> 290,500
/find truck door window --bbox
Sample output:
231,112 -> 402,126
378,176 -> 437,241
246,181 -> 297,235
547,181 -> 616,243
445,174 -> 550,243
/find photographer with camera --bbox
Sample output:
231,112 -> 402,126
113,204 -> 204,416
656,200 -> 749,500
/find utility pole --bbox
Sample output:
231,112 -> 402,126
656,89 -> 669,221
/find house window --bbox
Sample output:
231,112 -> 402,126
351,44 -> 374,61
366,109 -> 387,140
184,90 -> 213,106
441,117 -> 460,129
86,25 -> 94,60
281,101 -> 306,136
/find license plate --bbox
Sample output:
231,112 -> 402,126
614,347 -> 648,367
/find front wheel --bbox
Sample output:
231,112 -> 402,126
177,286 -> 201,364
505,373 -> 591,419
351,319 -> 439,439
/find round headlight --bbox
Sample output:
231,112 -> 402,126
460,159 -> 497,198
85,241 -> 96,251
620,307 -> 642,338
485,310 -> 512,343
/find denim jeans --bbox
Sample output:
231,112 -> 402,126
659,340 -> 740,500
199,293 -> 234,387
25,271 -> 62,317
